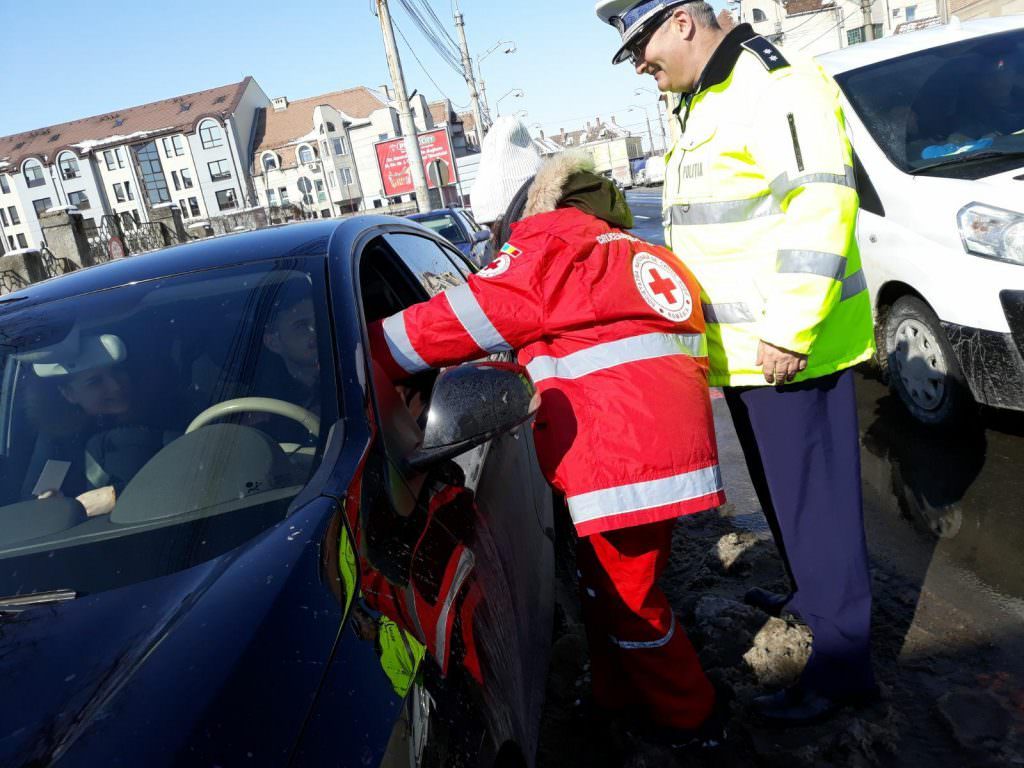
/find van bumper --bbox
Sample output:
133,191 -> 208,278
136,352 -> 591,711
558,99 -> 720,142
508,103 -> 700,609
941,290 -> 1024,412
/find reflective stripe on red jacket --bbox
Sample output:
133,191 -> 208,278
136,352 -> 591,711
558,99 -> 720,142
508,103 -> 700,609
371,206 -> 725,537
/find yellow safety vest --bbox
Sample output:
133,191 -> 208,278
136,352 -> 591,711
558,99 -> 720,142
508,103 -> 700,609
664,29 -> 875,387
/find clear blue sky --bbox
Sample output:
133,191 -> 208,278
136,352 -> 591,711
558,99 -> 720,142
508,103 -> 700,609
0,0 -> 727,143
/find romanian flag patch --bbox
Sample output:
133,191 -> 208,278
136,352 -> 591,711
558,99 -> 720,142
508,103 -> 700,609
500,243 -> 522,258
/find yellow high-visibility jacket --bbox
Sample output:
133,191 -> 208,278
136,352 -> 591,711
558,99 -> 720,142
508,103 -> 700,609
663,24 -> 874,387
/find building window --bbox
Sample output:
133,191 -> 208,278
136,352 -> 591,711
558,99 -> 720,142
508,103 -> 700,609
132,141 -> 172,205
162,136 -> 185,157
906,4 -> 917,19
188,196 -> 200,217
893,6 -> 901,15
116,147 -> 125,168
68,191 -> 91,210
262,153 -> 278,172
125,181 -> 135,201
752,8 -> 767,21
0,175 -> 8,194
171,170 -> 181,190
332,137 -> 347,156
24,161 -> 45,188
59,154 -> 80,180
179,200 -> 189,219
181,168 -> 194,188
17,233 -> 28,249
315,179 -> 326,203
216,188 -> 238,211
267,188 -> 277,206
113,183 -> 126,203
320,209 -> 330,219
104,150 -> 116,170
199,120 -> 225,149
297,177 -> 313,206
298,145 -> 315,165
6,235 -> 12,250
9,206 -> 20,225
279,187 -> 290,205
322,140 -> 331,158
378,133 -> 389,141
872,22 -> 883,37
847,26 -> 865,44
32,198 -> 52,217
0,209 -> 7,226
208,160 -> 232,182
326,122 -> 336,132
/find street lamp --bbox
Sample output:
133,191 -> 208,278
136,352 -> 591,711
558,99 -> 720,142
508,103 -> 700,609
634,87 -> 669,153
496,89 -> 524,116
477,40 -> 517,128
627,105 -> 657,156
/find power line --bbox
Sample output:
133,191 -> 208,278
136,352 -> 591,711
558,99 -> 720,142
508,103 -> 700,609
415,0 -> 461,53
395,0 -> 464,73
393,16 -> 470,110
800,7 -> 857,50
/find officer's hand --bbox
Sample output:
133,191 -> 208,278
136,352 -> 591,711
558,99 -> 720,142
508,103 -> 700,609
756,341 -> 808,385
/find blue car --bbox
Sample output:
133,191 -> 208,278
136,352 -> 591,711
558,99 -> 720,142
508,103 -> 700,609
408,208 -> 495,268
0,218 -> 554,767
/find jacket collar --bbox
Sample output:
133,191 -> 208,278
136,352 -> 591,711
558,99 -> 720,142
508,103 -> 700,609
673,23 -> 756,115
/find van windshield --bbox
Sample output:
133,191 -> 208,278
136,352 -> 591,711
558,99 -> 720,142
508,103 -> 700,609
835,29 -> 1024,174
0,258 -> 339,599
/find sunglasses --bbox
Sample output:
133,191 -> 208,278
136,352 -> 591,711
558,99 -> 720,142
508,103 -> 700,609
624,12 -> 672,67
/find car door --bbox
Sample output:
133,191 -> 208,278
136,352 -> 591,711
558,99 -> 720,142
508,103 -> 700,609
378,231 -> 552,761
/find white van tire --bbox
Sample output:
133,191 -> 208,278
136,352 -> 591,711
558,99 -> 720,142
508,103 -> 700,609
884,295 -> 974,428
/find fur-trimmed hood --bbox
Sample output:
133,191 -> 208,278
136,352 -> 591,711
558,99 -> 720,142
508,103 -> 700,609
523,152 -> 634,229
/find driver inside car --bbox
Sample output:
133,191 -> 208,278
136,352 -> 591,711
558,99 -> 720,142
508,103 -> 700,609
22,332 -> 176,514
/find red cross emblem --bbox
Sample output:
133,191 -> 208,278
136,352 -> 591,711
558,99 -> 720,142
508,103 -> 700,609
647,267 -> 679,305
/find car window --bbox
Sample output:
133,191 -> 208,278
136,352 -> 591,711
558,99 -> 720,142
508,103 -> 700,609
0,258 -> 339,597
835,29 -> 1024,172
383,233 -> 465,295
413,214 -> 469,245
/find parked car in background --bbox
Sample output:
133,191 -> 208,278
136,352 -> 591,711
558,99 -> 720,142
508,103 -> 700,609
409,207 -> 495,268
817,16 -> 1024,427
0,218 -> 555,767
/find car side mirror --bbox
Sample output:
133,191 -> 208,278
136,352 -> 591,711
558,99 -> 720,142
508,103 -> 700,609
472,229 -> 491,244
405,362 -> 539,471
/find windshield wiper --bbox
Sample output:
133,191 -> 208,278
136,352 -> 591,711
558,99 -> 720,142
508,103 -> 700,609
0,589 -> 78,612
911,150 -> 1024,175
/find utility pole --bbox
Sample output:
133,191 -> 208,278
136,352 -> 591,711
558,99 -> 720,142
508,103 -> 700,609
453,1 -> 487,145
861,0 -> 875,40
375,0 -> 432,212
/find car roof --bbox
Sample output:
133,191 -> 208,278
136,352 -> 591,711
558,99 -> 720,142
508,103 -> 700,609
0,217 -> 409,310
408,208 -> 462,219
815,15 -> 1024,75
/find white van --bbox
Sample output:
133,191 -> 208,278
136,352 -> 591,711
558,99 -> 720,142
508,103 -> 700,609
816,17 -> 1024,427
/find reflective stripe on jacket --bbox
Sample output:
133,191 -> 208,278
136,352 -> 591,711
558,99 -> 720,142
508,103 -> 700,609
372,206 -> 725,537
663,25 -> 875,387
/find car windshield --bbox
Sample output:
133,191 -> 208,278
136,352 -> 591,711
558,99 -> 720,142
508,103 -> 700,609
413,214 -> 469,244
0,258 -> 339,599
835,29 -> 1024,173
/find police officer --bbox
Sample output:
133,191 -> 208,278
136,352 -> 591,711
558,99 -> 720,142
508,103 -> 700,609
597,0 -> 878,725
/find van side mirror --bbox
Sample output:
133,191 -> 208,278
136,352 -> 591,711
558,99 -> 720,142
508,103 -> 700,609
472,229 -> 491,244
405,362 -> 539,471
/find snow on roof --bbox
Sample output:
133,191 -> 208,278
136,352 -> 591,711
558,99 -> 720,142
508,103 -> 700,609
45,205 -> 79,213
71,128 -> 173,152
4,247 -> 41,256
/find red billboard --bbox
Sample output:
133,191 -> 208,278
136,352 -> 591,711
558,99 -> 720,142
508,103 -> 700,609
374,128 -> 459,197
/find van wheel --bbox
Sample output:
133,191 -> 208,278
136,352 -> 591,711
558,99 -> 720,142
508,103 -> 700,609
884,296 -> 974,428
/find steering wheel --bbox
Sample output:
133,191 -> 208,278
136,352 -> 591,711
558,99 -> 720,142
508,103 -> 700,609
186,397 -> 320,438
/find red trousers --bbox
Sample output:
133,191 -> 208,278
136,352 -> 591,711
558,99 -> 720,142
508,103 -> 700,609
576,519 -> 715,730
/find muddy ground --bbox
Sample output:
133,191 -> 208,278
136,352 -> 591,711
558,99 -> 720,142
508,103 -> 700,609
535,391 -> 1024,767
537,509 -> 1024,767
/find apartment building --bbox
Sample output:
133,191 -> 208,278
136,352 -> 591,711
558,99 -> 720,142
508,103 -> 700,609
0,77 -> 269,254
252,86 -> 447,216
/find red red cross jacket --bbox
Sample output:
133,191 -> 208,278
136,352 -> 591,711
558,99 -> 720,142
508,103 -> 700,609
371,161 -> 725,537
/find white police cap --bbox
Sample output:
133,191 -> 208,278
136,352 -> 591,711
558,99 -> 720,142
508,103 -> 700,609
595,0 -> 693,64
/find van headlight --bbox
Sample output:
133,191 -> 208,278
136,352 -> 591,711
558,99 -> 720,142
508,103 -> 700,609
958,203 -> 1024,266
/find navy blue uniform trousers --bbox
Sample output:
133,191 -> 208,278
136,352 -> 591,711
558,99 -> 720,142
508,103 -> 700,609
724,370 -> 875,698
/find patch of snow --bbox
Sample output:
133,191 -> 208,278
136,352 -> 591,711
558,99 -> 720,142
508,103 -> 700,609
4,247 -> 41,256
292,128 -> 320,145
186,221 -> 210,228
71,128 -> 175,152
152,202 -> 179,209
45,205 -> 79,214
0,160 -> 9,170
